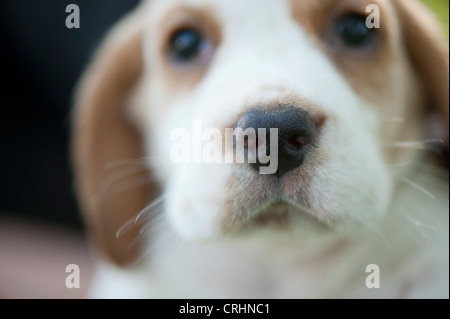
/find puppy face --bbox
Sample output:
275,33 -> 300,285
129,0 -> 424,239
74,0 -> 448,264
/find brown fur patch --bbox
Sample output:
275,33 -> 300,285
289,0 -> 396,101
393,0 -> 449,143
73,11 -> 154,266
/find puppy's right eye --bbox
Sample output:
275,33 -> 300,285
334,14 -> 376,49
169,28 -> 205,62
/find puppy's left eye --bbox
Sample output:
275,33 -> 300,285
334,14 -> 376,49
169,28 -> 205,62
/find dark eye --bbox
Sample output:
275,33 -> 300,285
334,14 -> 375,48
169,28 -> 204,62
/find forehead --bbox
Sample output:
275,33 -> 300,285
146,0 -> 295,43
148,0 -> 291,18
147,0 -> 395,27
145,0 -> 399,65
144,0 -> 402,100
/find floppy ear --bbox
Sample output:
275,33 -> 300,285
72,9 -> 154,266
395,0 -> 449,147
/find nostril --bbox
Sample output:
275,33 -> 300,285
287,135 -> 308,151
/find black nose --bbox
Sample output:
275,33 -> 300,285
236,107 -> 317,177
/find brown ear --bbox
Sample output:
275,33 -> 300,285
72,9 -> 153,266
395,0 -> 449,145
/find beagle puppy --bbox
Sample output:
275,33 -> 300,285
73,0 -> 449,298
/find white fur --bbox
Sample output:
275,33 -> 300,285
93,0 -> 449,298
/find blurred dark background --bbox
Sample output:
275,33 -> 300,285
0,0 -> 139,228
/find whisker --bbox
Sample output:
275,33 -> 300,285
395,197 -> 441,232
356,215 -> 394,253
399,224 -> 427,247
115,211 -> 153,239
385,139 -> 444,152
388,160 -> 449,181
340,186 -> 394,252
410,164 -> 449,180
403,213 -> 441,236
92,175 -> 153,209
386,160 -> 414,168
127,214 -> 177,254
126,232 -> 149,251
124,208 -> 169,252
116,216 -> 140,239
99,166 -> 149,194
135,194 -> 168,223
139,207 -> 167,236
394,206 -> 441,247
361,189 -> 379,208
336,187 -> 393,252
370,227 -> 394,253
116,199 -> 167,249
399,176 -> 436,200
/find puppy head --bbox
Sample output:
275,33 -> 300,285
73,0 -> 448,265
